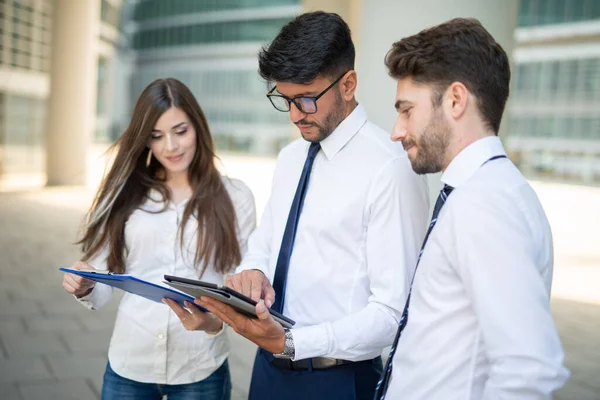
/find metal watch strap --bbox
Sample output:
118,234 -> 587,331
274,328 -> 295,359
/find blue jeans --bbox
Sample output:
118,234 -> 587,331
101,360 -> 231,400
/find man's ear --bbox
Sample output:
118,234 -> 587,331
446,81 -> 469,121
340,70 -> 357,101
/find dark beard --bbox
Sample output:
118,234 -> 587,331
298,91 -> 346,143
405,107 -> 450,175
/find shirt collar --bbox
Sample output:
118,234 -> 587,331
146,188 -> 189,210
318,104 -> 367,160
441,136 -> 506,188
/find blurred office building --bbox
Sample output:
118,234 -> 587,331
126,0 -> 300,156
0,0 -> 124,185
0,0 -> 53,181
507,0 -> 600,184
0,0 -> 599,187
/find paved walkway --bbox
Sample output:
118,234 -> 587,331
0,185 -> 598,399
0,189 -> 256,400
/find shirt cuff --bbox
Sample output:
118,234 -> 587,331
291,323 -> 330,361
73,289 -> 96,310
234,264 -> 269,277
204,322 -> 227,337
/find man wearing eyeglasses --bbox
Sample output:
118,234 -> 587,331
195,11 -> 429,400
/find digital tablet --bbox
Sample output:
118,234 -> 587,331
163,275 -> 295,329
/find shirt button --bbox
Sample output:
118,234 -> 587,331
158,333 -> 165,339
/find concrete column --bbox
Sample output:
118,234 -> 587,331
45,0 -> 99,186
353,0 -> 518,205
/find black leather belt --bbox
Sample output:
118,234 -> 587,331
271,356 -> 354,370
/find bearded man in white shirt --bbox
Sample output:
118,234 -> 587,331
374,18 -> 570,400
195,11 -> 429,400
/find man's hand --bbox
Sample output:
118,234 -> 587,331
62,261 -> 96,298
197,296 -> 285,354
226,270 -> 276,307
163,299 -> 223,334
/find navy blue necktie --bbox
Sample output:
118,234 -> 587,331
374,155 -> 507,400
271,142 -> 321,314
374,184 -> 454,400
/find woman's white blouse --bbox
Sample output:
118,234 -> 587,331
76,177 -> 256,384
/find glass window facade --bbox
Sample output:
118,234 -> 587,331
129,0 -> 299,156
511,1 -> 600,184
513,57 -> 600,102
133,0 -> 299,22
0,0 -> 51,181
519,0 -> 600,27
0,92 -> 46,175
133,18 -> 294,50
131,68 -> 292,155
510,115 -> 600,139
1,0 -> 51,72
509,55 -> 600,184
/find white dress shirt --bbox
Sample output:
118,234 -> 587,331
76,177 -> 256,385
238,104 -> 430,362
387,136 -> 569,400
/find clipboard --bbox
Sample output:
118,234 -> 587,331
163,275 -> 295,329
60,268 -> 205,310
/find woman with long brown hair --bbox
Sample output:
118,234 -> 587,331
61,78 -> 255,400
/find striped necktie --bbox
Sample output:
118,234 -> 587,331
374,154 -> 507,400
374,184 -> 454,399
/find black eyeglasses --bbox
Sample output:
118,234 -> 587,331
266,72 -> 348,114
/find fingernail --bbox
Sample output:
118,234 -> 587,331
265,299 -> 272,308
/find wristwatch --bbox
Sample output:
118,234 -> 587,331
273,328 -> 295,360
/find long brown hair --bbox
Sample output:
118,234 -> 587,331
78,78 -> 241,276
